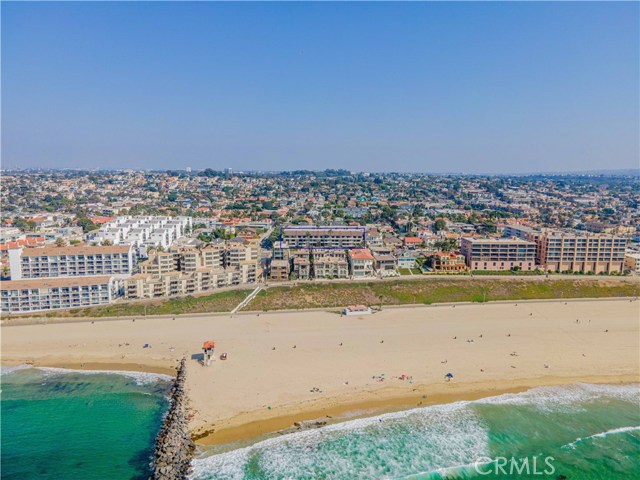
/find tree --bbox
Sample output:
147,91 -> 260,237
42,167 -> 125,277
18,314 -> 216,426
13,218 -> 36,232
77,216 -> 99,233
434,238 -> 457,252
54,237 -> 66,247
433,219 -> 447,233
102,239 -> 113,246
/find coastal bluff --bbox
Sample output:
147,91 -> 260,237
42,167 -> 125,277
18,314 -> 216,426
151,358 -> 195,480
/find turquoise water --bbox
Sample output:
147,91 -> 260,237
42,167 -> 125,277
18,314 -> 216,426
1,366 -> 171,480
192,383 -> 640,480
2,371 -> 638,480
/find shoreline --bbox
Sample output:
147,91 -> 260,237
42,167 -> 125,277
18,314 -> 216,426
3,361 -> 637,448
3,298 -> 638,450
188,374 -> 640,446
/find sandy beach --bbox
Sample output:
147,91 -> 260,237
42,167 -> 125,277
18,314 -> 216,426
2,298 -> 639,445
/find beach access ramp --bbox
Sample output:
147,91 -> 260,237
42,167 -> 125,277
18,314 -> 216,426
231,286 -> 263,314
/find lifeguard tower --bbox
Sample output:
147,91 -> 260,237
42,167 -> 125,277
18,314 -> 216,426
202,341 -> 216,366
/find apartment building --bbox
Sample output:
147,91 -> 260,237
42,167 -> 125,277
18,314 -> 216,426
348,248 -> 375,277
93,215 -> 192,255
123,239 -> 259,299
503,224 -> 539,241
281,226 -> 365,249
139,251 -> 177,275
535,231 -> 627,273
125,269 -> 234,299
1,276 -> 115,314
269,259 -> 290,281
8,245 -> 134,280
312,250 -> 350,279
624,252 -> 640,274
292,255 -> 311,280
461,237 -> 537,271
225,237 -> 259,284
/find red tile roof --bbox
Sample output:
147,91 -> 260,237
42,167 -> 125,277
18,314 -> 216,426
404,237 -> 423,244
90,216 -> 116,225
0,237 -> 45,251
349,248 -> 374,260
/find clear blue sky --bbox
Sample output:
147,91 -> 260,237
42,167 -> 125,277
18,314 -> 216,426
2,1 -> 638,173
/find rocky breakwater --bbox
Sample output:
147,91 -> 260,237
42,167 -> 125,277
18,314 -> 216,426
151,358 -> 195,480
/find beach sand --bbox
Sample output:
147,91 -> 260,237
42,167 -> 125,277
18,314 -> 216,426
2,298 -> 639,445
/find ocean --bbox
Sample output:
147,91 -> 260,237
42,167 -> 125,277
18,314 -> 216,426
191,383 -> 640,480
1,366 -> 172,480
2,369 -> 638,480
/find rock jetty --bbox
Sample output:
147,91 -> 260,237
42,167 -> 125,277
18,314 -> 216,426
151,358 -> 195,480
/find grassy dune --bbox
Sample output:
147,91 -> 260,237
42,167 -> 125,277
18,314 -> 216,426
27,289 -> 254,318
7,277 -> 638,318
249,278 -> 640,311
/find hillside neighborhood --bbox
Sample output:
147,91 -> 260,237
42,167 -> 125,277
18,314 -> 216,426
1,169 -> 639,314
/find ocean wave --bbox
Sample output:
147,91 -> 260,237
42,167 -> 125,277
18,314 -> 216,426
561,425 -> 640,450
0,364 -> 32,375
36,366 -> 173,385
191,383 -> 640,479
474,383 -> 640,411
191,401 -> 489,480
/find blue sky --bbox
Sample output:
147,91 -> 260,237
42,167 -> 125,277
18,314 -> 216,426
2,1 -> 638,173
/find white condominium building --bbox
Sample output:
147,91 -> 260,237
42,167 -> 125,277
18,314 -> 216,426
93,215 -> 193,254
1,276 -> 116,314
8,245 -> 134,280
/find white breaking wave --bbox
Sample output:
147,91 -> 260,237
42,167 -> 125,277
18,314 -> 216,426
190,383 -> 640,480
561,425 -> 640,450
35,366 -> 173,385
191,401 -> 489,480
0,364 -> 32,375
475,383 -> 640,412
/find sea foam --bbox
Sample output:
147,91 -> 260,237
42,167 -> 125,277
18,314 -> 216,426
562,425 -> 640,450
38,366 -> 174,385
0,364 -> 32,375
191,383 -> 640,480
191,401 -> 489,480
475,383 -> 640,411
2,364 -> 173,385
